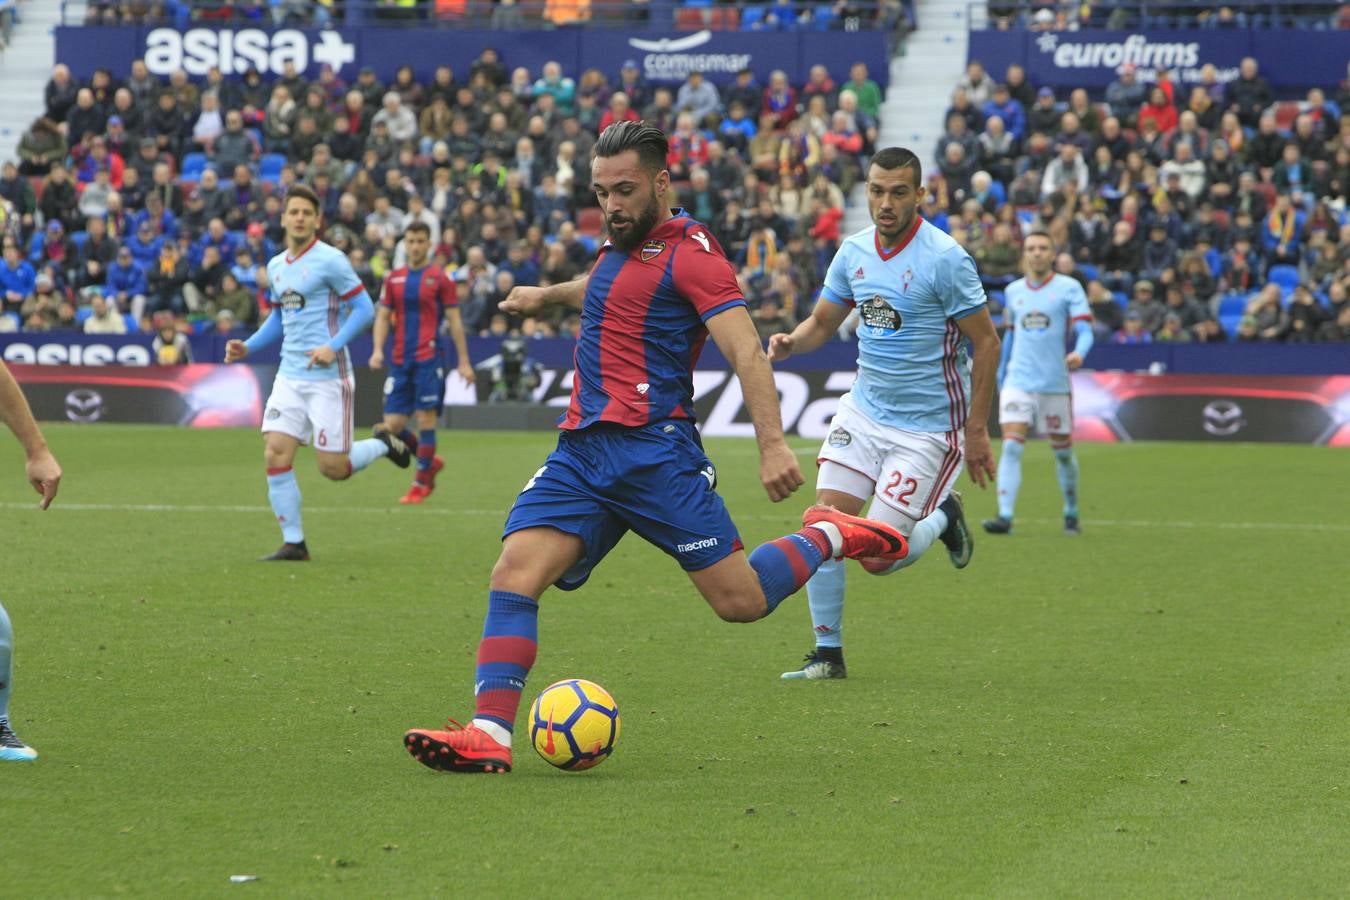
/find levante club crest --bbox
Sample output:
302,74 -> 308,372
641,239 -> 666,261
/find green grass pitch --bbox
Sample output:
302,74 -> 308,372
3,425 -> 1348,896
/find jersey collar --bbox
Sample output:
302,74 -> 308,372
285,236 -> 319,264
874,216 -> 922,261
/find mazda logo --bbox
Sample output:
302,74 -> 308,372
1201,400 -> 1244,436
65,388 -> 104,423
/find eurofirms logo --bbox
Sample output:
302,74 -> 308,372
628,31 -> 751,81
143,28 -> 356,77
1035,32 -> 1201,71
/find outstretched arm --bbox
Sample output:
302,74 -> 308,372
500,273 -> 589,317
0,360 -> 61,509
705,306 -> 804,503
766,296 -> 852,362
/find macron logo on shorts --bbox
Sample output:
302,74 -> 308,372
677,537 -> 719,553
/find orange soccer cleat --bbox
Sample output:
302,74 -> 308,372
404,719 -> 512,774
399,483 -> 431,505
802,505 -> 908,562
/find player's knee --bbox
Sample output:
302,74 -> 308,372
263,446 -> 291,470
489,551 -> 550,598
317,457 -> 351,480
710,592 -> 766,623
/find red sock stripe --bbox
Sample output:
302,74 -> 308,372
266,466 -> 292,476
416,445 -> 436,458
798,526 -> 834,560
1051,442 -> 1073,450
477,635 -> 539,664
475,689 -> 523,723
771,536 -> 812,587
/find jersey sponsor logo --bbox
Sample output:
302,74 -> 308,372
280,288 -> 306,312
827,427 -> 852,447
860,295 -> 901,331
690,231 -> 712,253
640,239 -> 666,261
1021,311 -> 1052,331
636,382 -> 650,395
677,537 -> 719,553
700,464 -> 717,489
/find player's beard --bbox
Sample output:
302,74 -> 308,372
606,191 -> 662,254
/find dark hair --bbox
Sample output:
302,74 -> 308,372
284,183 -> 321,214
404,221 -> 431,239
868,147 -> 923,188
593,120 -> 668,174
1023,228 -> 1053,245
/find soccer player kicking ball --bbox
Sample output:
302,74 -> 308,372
770,147 -> 1001,681
982,230 -> 1093,536
403,122 -> 908,774
225,185 -> 411,561
0,358 -> 62,760
368,222 -> 474,505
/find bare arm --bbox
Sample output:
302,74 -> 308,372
767,297 -> 852,361
0,360 -> 61,509
444,306 -> 476,383
704,307 -> 803,502
500,272 -> 589,317
369,305 -> 391,367
956,307 -> 1001,489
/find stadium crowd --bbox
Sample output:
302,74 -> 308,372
0,50 -> 884,345
1,35 -> 1348,348
935,57 -> 1350,343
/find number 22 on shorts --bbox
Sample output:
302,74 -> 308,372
883,470 -> 918,506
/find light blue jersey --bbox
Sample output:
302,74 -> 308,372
265,239 -> 369,381
821,219 -> 987,433
1002,274 -> 1091,394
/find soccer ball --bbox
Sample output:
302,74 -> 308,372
529,679 -> 621,771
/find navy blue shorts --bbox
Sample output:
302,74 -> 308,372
384,360 -> 445,415
502,420 -> 743,591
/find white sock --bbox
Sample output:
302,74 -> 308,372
811,521 -> 844,558
471,717 -> 512,748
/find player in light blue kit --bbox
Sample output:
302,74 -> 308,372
769,147 -> 1001,680
225,185 -> 411,561
982,230 -> 1094,536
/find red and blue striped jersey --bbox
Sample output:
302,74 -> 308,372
379,265 -> 457,365
561,210 -> 745,431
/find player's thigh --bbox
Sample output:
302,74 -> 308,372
382,365 -> 417,417
412,361 -> 445,415
998,385 -> 1037,431
303,376 -> 355,454
1037,393 -> 1073,436
816,393 -> 888,492
262,375 -> 312,448
815,467 -> 872,516
491,527 -> 588,600
502,444 -> 628,593
872,429 -> 965,528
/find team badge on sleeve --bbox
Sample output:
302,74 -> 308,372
641,240 -> 666,261
860,296 -> 901,331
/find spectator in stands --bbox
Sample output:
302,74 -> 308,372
1263,194 -> 1306,266
983,83 -> 1025,140
106,244 -> 147,320
844,62 -> 882,120
21,273 -> 64,331
17,118 -> 65,178
146,91 -> 188,159
1247,284 -> 1287,339
1100,219 -> 1141,293
1105,64 -> 1146,126
762,70 -> 798,130
614,60 -> 651,113
1138,86 -> 1178,135
534,62 -> 577,117
676,70 -> 722,129
1028,87 -> 1061,137
82,292 -> 126,335
1154,311 -> 1190,343
1041,143 -> 1088,199
1161,142 -> 1206,201
191,92 -> 225,155
1225,57 -> 1274,129
957,60 -> 994,107
1,240 -> 35,316
1055,111 -> 1095,157
800,65 -> 837,113
373,92 -> 418,144
1290,114 -> 1327,164
151,313 -> 192,364
1112,309 -> 1151,344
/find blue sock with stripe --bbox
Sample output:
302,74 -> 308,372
415,429 -> 437,485
748,527 -> 835,616
348,437 -> 387,474
266,466 -> 304,544
805,558 -> 845,648
472,591 -> 539,741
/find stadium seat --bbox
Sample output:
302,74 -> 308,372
1078,262 -> 1099,281
1256,182 -> 1277,208
123,313 -> 140,332
259,153 -> 287,184
739,6 -> 765,29
75,306 -> 93,323
180,153 -> 208,182
576,207 -> 604,237
988,180 -> 1006,207
71,231 -> 88,252
1272,101 -> 1299,132
1268,264 -> 1300,292
710,6 -> 739,28
1218,293 -> 1247,317
675,7 -> 709,29
1113,291 -> 1128,308
26,231 -> 42,263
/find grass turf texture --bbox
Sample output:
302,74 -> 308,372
3,425 -> 1348,896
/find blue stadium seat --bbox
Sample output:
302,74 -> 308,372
75,306 -> 94,323
1015,208 -> 1035,227
123,313 -> 140,332
1219,313 -> 1243,336
1267,264 -> 1299,292
27,231 -> 42,263
71,231 -> 88,252
1218,293 -> 1247,317
260,154 -> 287,183
180,153 -> 208,182
988,180 -> 1006,207
1113,291 -> 1128,308
1077,262 -> 1098,281
739,6 -> 765,29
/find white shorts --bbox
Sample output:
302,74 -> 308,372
261,374 -> 354,453
816,393 -> 965,528
998,386 -> 1073,435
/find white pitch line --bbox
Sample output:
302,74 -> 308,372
3,502 -> 1347,533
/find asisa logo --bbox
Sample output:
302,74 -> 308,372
143,28 -> 356,77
